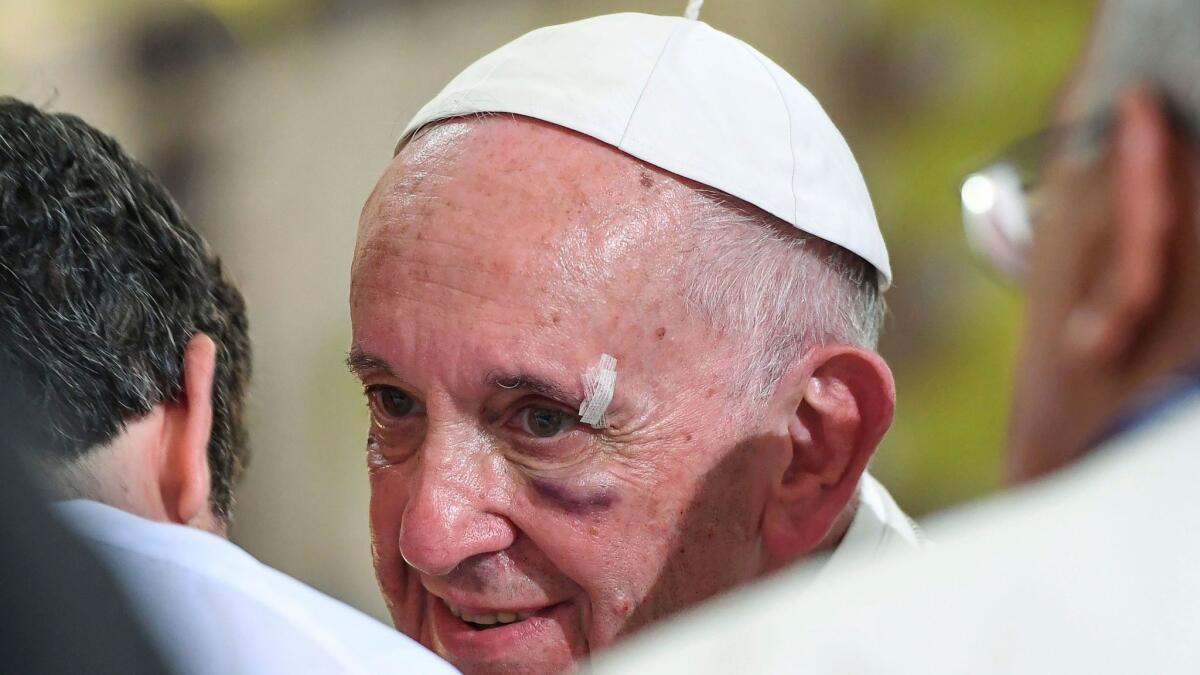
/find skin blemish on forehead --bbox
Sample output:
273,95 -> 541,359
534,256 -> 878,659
639,172 -> 654,190
655,327 -> 667,340
530,478 -> 617,516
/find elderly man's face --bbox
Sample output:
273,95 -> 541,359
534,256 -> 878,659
350,119 -> 792,674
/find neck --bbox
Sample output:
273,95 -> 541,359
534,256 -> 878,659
48,443 -> 226,537
815,494 -> 858,553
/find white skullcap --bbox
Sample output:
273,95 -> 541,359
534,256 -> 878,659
398,12 -> 891,288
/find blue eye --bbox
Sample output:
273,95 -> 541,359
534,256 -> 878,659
519,406 -> 575,438
367,386 -> 418,420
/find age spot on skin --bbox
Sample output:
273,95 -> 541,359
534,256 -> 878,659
639,172 -> 653,189
531,478 -> 616,516
614,595 -> 633,617
655,326 -> 666,340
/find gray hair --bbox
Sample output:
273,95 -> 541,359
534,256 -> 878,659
684,190 -> 885,399
1078,0 -> 1200,133
0,98 -> 252,522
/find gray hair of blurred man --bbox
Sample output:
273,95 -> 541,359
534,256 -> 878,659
1076,0 -> 1200,140
684,192 -> 884,399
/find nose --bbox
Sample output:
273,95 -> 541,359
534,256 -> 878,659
398,440 -> 516,577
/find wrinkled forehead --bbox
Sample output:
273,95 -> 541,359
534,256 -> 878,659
349,117 -> 736,405
354,116 -> 696,311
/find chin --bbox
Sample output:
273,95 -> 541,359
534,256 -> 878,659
433,632 -> 579,675
453,654 -> 577,675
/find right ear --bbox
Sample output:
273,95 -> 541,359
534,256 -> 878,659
158,334 -> 217,527
761,345 -> 895,565
1063,87 -> 1179,369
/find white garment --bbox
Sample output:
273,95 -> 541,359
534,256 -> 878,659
55,500 -> 458,675
821,471 -> 922,580
595,395 -> 1200,674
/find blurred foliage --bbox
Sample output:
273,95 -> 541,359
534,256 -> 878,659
194,0 -> 319,39
848,0 -> 1093,513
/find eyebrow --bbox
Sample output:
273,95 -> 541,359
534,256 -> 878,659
346,349 -> 585,408
484,371 -> 582,408
346,347 -> 395,377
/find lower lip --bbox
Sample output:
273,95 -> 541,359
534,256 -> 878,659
430,595 -> 571,659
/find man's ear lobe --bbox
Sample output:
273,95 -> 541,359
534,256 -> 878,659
762,347 -> 895,563
160,333 -> 216,526
1066,87 -> 1176,368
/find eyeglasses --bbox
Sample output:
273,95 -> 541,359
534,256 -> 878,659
959,115 -> 1109,284
960,95 -> 1194,284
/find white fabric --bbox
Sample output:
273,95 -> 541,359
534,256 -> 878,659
54,500 -> 458,675
595,395 -> 1200,674
399,12 -> 891,288
821,470 -> 922,580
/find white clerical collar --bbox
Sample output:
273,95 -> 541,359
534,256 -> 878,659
820,471 -> 922,581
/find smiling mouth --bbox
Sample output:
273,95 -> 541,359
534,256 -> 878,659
442,599 -> 551,631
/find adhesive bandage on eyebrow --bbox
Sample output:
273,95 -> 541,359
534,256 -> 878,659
578,354 -> 617,429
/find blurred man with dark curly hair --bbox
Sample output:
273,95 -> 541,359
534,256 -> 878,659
0,98 -> 457,675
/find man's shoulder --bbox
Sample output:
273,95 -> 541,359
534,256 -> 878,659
56,501 -> 457,674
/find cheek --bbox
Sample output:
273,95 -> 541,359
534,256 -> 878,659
558,473 -> 709,635
508,474 -> 653,637
369,468 -> 409,544
608,444 -> 771,635
369,467 -> 443,644
517,473 -> 630,584
368,469 -> 413,604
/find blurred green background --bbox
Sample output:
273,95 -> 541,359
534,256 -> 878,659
1,0 -> 1092,619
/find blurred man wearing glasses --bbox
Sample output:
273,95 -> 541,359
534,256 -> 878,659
596,1 -> 1200,671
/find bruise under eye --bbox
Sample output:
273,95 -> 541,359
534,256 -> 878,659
530,478 -> 616,516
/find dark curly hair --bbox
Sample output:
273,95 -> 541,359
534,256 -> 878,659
0,97 -> 250,522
